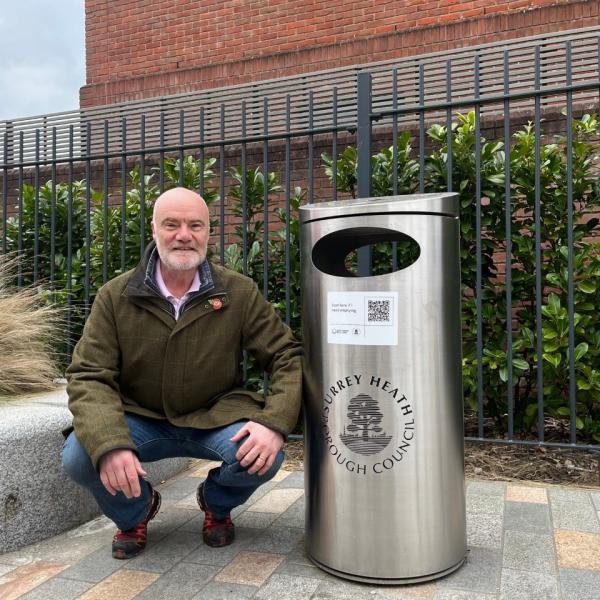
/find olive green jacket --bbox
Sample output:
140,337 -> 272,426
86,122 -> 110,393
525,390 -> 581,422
66,243 -> 302,468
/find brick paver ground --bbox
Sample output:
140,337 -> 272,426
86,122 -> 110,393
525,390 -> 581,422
1,461 -> 599,599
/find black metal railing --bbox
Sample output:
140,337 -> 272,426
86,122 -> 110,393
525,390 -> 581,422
1,34 -> 599,451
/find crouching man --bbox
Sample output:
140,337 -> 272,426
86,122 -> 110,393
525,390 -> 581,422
62,187 -> 301,558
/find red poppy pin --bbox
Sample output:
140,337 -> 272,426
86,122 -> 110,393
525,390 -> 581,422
209,298 -> 223,310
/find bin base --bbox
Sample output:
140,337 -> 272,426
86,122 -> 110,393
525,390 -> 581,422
308,553 -> 467,585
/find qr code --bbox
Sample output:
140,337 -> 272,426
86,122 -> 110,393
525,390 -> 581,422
367,299 -> 391,323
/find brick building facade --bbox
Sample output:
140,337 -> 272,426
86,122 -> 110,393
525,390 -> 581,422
81,0 -> 599,108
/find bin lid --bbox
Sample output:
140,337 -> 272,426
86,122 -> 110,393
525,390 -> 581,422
299,193 -> 458,224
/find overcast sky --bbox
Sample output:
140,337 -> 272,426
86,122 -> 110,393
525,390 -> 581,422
0,1 -> 85,121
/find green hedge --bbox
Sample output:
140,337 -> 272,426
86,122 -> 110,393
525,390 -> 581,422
4,111 -> 599,442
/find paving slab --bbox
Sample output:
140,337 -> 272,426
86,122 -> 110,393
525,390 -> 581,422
433,590 -> 496,599
248,488 -> 304,513
437,547 -> 502,594
0,564 -> 16,577
156,476 -> 201,501
191,581 -> 258,599
274,471 -> 305,489
499,568 -> 559,600
466,494 -> 505,516
125,529 -> 203,573
235,510 -> 281,529
466,481 -> 506,497
254,573 -> 321,599
59,546 -> 124,584
376,581 -> 437,598
215,551 -> 284,586
77,569 -> 160,600
506,484 -> 548,504
312,578 -> 382,600
275,559 -> 329,580
15,576 -> 93,600
251,526 -> 304,554
4,460 -> 600,600
550,500 -> 600,533
503,501 -> 551,534
273,497 -> 305,529
184,527 -> 258,566
133,562 -> 218,599
466,512 -> 503,548
558,567 -> 600,600
548,488 -> 593,504
502,531 -> 556,574
554,530 -> 600,571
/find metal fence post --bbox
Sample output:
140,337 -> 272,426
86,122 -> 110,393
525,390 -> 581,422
357,72 -> 372,276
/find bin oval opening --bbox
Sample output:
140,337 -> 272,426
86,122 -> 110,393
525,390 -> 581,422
312,227 -> 421,277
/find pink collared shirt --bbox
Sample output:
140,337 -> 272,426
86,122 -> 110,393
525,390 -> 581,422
155,260 -> 201,320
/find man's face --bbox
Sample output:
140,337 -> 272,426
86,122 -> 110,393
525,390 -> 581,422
151,191 -> 210,272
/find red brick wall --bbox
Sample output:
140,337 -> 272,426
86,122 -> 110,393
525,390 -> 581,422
81,0 -> 599,107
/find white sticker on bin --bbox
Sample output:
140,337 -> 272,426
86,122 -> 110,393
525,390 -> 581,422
327,291 -> 398,346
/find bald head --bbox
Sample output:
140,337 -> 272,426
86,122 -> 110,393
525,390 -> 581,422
152,187 -> 209,224
151,187 -> 210,272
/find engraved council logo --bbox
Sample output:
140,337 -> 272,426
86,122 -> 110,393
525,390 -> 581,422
339,393 -> 392,455
320,374 -> 415,476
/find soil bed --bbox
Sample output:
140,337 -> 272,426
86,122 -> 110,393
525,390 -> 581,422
283,439 -> 600,488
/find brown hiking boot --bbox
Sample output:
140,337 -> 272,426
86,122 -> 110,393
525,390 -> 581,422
112,485 -> 161,559
196,481 -> 235,547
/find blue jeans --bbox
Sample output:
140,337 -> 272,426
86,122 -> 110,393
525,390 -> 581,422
62,414 -> 284,531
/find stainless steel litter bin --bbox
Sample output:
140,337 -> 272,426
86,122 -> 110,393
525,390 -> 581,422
301,194 -> 466,584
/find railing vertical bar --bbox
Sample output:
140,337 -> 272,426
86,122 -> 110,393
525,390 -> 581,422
241,101 -> 248,382
332,88 -> 338,202
419,64 -> 425,194
534,47 -> 545,443
84,123 -> 91,317
357,72 -> 372,276
159,111 -> 165,194
18,132 -> 24,288
503,50 -> 514,440
2,134 -> 8,254
262,97 -> 269,300
33,130 -> 40,282
199,109 -> 205,198
140,115 -> 146,257
219,104 -> 225,266
446,61 -> 453,192
285,94 -> 291,327
262,97 -> 270,396
241,101 -> 248,277
102,120 -> 109,284
391,68 -> 399,271
67,125 -> 74,356
565,41 -> 577,444
179,110 -> 185,187
49,129 -> 56,297
120,118 -> 127,272
474,55 -> 484,438
308,91 -> 314,204
392,68 -> 399,196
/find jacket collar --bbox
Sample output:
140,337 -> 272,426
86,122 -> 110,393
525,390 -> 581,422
123,241 -> 218,302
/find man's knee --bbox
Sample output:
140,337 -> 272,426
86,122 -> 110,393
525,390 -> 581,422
261,449 -> 285,482
61,433 -> 96,484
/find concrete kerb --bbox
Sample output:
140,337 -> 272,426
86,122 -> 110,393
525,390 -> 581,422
0,384 -> 188,553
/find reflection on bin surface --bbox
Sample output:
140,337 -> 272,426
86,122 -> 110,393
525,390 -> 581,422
300,194 -> 467,584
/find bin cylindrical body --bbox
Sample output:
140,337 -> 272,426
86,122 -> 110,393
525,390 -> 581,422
300,194 -> 466,584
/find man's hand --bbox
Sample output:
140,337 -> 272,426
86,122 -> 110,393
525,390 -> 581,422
98,449 -> 146,498
230,421 -> 284,476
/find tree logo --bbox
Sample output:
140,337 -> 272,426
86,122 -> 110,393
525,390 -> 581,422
339,392 -> 392,456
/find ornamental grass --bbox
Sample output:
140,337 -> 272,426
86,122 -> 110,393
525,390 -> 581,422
0,256 -> 63,396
